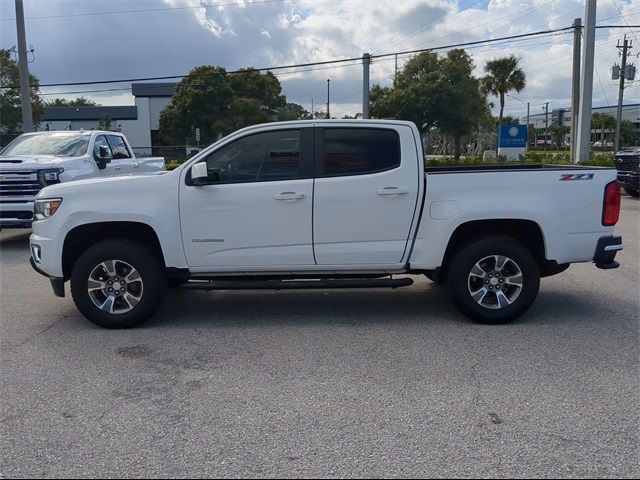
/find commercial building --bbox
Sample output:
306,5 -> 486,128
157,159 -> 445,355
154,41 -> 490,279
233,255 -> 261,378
39,83 -> 176,155
525,103 -> 639,146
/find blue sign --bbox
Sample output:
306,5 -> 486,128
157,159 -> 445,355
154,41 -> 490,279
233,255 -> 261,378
499,124 -> 528,148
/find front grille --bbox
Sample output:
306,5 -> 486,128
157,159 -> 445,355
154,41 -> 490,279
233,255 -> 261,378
0,170 -> 41,201
615,157 -> 640,172
0,210 -> 32,220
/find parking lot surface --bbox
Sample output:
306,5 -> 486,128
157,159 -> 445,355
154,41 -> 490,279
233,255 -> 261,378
1,196 -> 638,479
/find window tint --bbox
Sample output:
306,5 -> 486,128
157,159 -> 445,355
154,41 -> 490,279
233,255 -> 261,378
93,136 -> 112,160
106,135 -> 131,159
200,130 -> 302,183
322,128 -> 401,176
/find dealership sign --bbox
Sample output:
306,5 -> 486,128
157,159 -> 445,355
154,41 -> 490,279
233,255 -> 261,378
498,124 -> 528,160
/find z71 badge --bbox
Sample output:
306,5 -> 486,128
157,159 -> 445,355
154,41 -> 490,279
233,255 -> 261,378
559,173 -> 594,181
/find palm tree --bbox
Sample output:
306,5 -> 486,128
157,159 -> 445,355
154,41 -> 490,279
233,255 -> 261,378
481,55 -> 526,125
591,113 -> 616,144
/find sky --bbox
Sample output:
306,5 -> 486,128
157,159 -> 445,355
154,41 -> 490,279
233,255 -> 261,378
1,0 -> 639,120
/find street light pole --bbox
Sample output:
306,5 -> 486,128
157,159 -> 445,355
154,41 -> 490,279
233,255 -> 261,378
326,79 -> 330,119
507,94 -> 530,151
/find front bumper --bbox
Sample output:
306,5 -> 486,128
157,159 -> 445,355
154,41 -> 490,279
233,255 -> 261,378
617,171 -> 639,189
593,236 -> 623,270
30,256 -> 65,297
0,202 -> 34,228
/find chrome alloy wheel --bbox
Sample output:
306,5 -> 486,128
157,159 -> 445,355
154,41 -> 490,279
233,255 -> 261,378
467,255 -> 524,310
87,260 -> 144,314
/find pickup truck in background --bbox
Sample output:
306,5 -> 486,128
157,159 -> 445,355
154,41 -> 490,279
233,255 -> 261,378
0,130 -> 165,229
29,120 -> 623,328
614,147 -> 640,197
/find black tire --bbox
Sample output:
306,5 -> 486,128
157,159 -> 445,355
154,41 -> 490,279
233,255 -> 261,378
71,239 -> 167,329
445,235 -> 540,324
624,186 -> 639,198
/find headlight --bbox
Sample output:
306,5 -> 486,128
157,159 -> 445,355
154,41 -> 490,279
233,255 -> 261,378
37,168 -> 64,186
34,198 -> 63,221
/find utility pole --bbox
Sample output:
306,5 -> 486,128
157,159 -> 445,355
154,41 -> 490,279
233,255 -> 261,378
394,53 -> 398,84
15,0 -> 33,132
311,98 -> 314,119
526,102 -> 530,151
570,17 -> 582,163
543,102 -> 550,149
614,36 -> 631,153
575,0 -> 597,163
362,53 -> 370,119
326,79 -> 330,119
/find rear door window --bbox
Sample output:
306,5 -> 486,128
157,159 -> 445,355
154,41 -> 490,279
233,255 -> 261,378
320,128 -> 401,177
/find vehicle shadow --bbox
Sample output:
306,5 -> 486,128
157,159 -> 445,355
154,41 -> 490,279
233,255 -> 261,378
150,282 -> 458,329
0,229 -> 31,247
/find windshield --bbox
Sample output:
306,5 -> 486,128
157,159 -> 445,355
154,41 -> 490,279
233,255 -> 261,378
0,133 -> 90,157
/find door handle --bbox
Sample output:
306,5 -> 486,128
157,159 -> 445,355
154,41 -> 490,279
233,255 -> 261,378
377,187 -> 409,195
114,166 -> 121,170
274,192 -> 305,201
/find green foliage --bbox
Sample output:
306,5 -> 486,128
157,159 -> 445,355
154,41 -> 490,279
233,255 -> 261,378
370,49 -> 489,159
277,102 -> 312,121
548,124 -> 569,146
44,96 -> 100,107
98,115 -> 113,131
591,112 -> 616,143
0,49 -> 43,136
619,120 -> 637,147
159,66 -> 287,145
481,55 -> 526,124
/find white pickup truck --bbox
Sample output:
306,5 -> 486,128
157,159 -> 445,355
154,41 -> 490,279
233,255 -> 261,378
29,120 -> 623,328
0,130 -> 165,229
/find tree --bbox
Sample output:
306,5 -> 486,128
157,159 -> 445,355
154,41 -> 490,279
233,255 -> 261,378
500,115 -> 520,125
591,113 -> 616,143
276,102 -> 312,121
159,65 -> 287,145
45,96 -> 100,107
619,120 -> 637,147
549,124 -> 570,147
0,49 -> 43,139
98,115 -> 112,131
371,49 -> 489,159
481,55 -> 526,125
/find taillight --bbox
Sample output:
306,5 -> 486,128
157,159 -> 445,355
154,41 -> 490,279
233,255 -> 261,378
602,180 -> 621,226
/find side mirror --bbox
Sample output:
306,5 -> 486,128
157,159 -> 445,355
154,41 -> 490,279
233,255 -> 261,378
94,145 -> 111,170
191,162 -> 209,185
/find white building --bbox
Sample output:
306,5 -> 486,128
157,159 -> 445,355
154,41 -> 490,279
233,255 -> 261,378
40,83 -> 176,156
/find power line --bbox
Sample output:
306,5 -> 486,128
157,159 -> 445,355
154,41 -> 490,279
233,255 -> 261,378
0,0 -> 288,21
608,0 -> 640,44
1,26 -> 575,90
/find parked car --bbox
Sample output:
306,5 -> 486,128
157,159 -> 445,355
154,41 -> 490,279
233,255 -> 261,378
0,131 -> 165,229
592,140 -> 614,147
29,120 -> 622,328
614,148 -> 640,197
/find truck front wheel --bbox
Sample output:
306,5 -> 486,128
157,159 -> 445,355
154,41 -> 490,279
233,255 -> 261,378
446,235 -> 540,324
70,240 -> 167,328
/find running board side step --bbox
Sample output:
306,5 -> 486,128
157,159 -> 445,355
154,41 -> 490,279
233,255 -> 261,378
181,277 -> 414,291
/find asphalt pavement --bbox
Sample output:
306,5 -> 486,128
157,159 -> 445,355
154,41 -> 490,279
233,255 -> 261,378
1,196 -> 638,478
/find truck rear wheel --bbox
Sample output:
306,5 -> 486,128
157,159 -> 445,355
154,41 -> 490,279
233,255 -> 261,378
446,235 -> 540,324
70,240 -> 167,328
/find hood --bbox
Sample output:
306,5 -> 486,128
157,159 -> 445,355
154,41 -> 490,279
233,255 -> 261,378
36,169 -> 173,198
0,155 -> 62,170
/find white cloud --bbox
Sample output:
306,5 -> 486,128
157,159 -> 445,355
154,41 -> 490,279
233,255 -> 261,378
0,0 -> 638,119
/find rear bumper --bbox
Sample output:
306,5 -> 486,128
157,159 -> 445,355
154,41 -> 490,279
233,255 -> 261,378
593,236 -> 623,270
